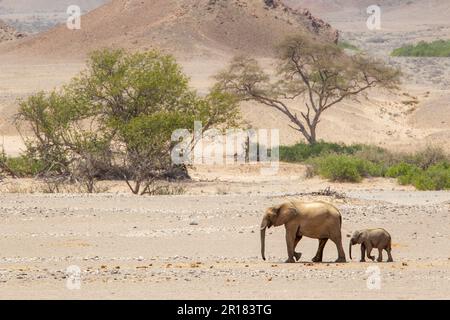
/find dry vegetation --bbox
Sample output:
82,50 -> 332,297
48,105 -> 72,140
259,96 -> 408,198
0,0 -> 449,300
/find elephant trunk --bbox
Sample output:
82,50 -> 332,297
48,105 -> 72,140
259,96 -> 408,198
349,241 -> 353,260
260,226 -> 266,261
260,216 -> 269,261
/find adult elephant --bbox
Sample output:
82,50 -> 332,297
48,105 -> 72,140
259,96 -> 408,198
260,201 -> 346,263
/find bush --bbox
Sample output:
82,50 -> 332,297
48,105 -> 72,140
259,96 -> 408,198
386,161 -> 450,190
6,156 -> 44,177
354,145 -> 398,166
315,156 -> 362,182
386,162 -> 421,186
391,40 -> 450,57
0,152 -> 45,178
385,162 -> 421,178
403,145 -> 449,169
337,41 -> 360,52
412,163 -> 450,190
281,142 -> 449,190
309,155 -> 384,182
280,141 -> 362,162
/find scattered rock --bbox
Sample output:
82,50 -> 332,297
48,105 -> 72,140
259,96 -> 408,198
0,22 -> 25,43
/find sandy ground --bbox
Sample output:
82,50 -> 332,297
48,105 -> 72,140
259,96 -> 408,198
0,0 -> 449,300
0,166 -> 449,300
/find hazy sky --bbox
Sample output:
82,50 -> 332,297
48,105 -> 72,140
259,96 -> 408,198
0,0 -> 109,13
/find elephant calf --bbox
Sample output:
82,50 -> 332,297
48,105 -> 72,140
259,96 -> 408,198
349,228 -> 393,262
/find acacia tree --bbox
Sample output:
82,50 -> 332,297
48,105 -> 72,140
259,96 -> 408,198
75,49 -> 241,194
18,49 -> 241,194
215,34 -> 401,144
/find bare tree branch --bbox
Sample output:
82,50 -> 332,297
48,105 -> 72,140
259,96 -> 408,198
215,35 -> 401,144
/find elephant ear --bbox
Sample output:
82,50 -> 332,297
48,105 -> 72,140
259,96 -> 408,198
261,205 -> 282,229
270,205 -> 282,215
273,203 -> 298,226
356,231 -> 364,243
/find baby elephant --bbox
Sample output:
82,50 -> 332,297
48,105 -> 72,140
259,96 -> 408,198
349,228 -> 393,262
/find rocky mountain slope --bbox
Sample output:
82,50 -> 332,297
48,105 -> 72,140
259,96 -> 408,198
0,20 -> 25,43
0,0 -> 338,60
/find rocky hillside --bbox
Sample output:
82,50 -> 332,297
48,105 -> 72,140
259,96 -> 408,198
0,20 -> 25,43
0,0 -> 338,60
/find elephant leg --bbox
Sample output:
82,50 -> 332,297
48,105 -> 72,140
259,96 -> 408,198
366,244 -> 375,261
386,248 -> 394,262
377,248 -> 383,262
331,235 -> 346,263
312,238 -> 328,262
293,235 -> 303,261
285,227 -> 296,263
360,244 -> 366,262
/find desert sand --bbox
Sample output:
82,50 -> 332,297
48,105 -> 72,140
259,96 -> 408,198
0,169 -> 449,299
0,0 -> 449,300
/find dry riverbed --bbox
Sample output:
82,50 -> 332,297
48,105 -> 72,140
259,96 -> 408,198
0,188 -> 449,299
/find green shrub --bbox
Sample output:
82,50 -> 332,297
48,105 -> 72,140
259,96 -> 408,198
411,174 -> 436,190
386,162 -> 421,186
385,162 -> 421,178
403,145 -> 449,169
412,162 -> 450,190
354,145 -> 398,166
398,174 -> 414,186
309,155 -> 384,182
280,141 -> 362,162
312,156 -> 362,182
6,155 -> 44,177
387,161 -> 449,190
391,40 -> 450,57
337,41 -> 360,51
279,141 -> 450,189
0,152 -> 45,178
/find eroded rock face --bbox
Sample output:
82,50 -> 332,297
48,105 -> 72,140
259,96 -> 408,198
0,20 -> 25,43
264,0 -> 281,8
0,0 -> 337,59
272,3 -> 339,43
207,0 -> 339,44
297,8 -> 339,43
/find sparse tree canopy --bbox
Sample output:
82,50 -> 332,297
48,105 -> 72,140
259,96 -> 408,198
215,33 -> 401,144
